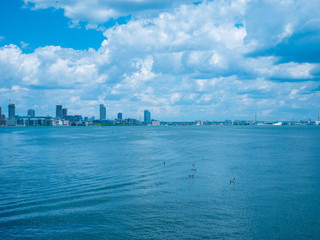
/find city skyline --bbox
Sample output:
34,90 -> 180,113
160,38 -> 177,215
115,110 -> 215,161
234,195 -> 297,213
0,1 -> 320,121
1,102 -> 155,121
0,102 -> 319,124
0,102 -> 158,126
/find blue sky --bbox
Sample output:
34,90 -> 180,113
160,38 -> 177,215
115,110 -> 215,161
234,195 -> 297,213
0,0 -> 320,121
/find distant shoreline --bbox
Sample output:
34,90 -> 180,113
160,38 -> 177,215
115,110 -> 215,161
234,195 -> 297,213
1,123 -> 319,127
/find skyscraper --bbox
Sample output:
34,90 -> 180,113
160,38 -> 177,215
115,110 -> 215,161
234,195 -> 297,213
62,108 -> 68,119
100,104 -> 106,120
8,104 -> 15,119
117,112 -> 123,120
56,105 -> 62,119
27,109 -> 35,117
144,110 -> 151,124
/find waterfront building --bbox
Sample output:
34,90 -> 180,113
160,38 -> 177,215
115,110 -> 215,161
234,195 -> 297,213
73,115 -> 83,121
45,117 -> 54,126
8,104 -> 15,119
16,117 -> 26,126
152,120 -> 160,126
56,105 -> 63,119
125,118 -> 140,125
0,108 -> 4,126
196,120 -> 204,125
144,110 -> 151,124
100,104 -> 106,120
55,119 -> 63,126
14,116 -> 53,126
62,108 -> 68,119
6,118 -> 17,126
27,109 -> 35,117
7,104 -> 16,126
118,112 -> 123,120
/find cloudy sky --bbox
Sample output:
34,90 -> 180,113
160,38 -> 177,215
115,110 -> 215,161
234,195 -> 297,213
0,0 -> 320,121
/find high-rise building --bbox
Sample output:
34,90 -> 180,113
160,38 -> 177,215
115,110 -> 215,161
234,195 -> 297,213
8,104 -> 15,119
144,110 -> 151,124
7,104 -> 16,126
27,109 -> 35,117
62,108 -> 68,119
117,112 -> 123,120
56,105 -> 63,119
100,104 -> 106,120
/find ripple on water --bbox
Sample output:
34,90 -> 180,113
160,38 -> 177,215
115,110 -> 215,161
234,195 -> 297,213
0,126 -> 320,239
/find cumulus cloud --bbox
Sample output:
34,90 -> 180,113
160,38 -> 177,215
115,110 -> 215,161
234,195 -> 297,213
1,0 -> 320,120
23,0 -> 196,27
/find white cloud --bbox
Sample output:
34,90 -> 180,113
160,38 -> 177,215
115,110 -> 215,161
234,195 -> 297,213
12,85 -> 29,91
278,23 -> 293,42
1,0 -> 320,120
20,41 -> 30,49
111,55 -> 156,94
23,0 -> 196,26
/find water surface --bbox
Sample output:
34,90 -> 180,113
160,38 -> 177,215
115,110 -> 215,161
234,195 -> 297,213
0,126 -> 319,239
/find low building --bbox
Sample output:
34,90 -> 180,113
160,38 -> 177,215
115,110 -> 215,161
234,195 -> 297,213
196,120 -> 204,125
6,118 -> 16,126
16,116 -> 54,126
152,120 -> 160,126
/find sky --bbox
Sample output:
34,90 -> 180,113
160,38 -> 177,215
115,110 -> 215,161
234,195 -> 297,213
0,0 -> 320,121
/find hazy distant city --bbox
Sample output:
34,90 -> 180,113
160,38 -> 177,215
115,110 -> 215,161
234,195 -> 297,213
0,103 -> 319,127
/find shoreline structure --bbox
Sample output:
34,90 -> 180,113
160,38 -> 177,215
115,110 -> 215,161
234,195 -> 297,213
1,120 -> 319,127
0,103 -> 319,127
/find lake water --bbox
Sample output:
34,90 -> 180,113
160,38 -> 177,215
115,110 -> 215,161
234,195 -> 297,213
0,126 -> 319,239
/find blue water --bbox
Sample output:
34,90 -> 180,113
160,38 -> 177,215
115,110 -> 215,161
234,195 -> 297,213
0,126 -> 320,239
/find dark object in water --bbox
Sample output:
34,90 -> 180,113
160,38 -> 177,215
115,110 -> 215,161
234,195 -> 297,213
191,168 -> 196,171
230,178 -> 235,183
189,174 -> 194,178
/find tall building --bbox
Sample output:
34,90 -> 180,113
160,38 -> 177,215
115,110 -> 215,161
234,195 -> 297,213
100,104 -> 106,120
56,105 -> 63,119
118,112 -> 123,120
62,108 -> 68,119
27,109 -> 35,117
8,104 -> 15,119
144,110 -> 151,124
7,104 -> 16,126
